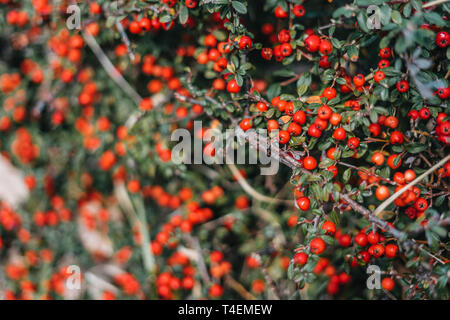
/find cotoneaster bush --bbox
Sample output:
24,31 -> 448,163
0,0 -> 449,300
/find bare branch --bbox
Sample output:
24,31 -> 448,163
82,30 -> 142,106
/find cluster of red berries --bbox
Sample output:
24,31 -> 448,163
155,264 -> 196,299
261,28 -> 294,62
114,272 -> 142,296
6,9 -> 29,27
347,228 -> 399,267
436,113 -> 450,145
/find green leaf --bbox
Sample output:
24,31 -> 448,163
346,45 -> 359,62
297,72 -> 312,87
425,230 -> 440,251
431,226 -> 447,238
403,3 -> 411,17
231,55 -> 240,69
380,87 -> 389,101
336,77 -> 347,85
318,140 -> 333,151
322,235 -> 335,245
319,158 -> 335,168
342,149 -> 355,158
273,69 -> 296,77
330,210 -> 340,226
391,10 -> 402,24
434,195 -> 446,207
235,73 -> 243,87
343,168 -> 351,183
266,83 -> 281,100
287,260 -> 294,279
405,143 -> 427,154
357,12 -> 370,33
232,1 -> 247,14
265,108 -> 275,118
297,84 -> 308,96
331,38 -> 342,49
424,11 -> 446,27
437,275 -> 448,289
380,5 -> 392,26
179,5 -> 189,25
159,14 -> 172,23
369,109 -> 378,123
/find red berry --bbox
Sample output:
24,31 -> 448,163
322,87 -> 337,100
322,221 -> 336,235
239,118 -> 252,131
278,130 -> 291,144
381,278 -> 395,291
209,284 -> 223,298
129,21 -> 142,34
304,34 -> 321,52
238,36 -> 252,50
185,0 -> 198,9
318,105 -> 332,120
353,74 -> 365,87
347,137 -> 360,149
369,123 -> 381,137
355,233 -> 368,247
293,5 -> 305,17
308,124 -> 322,137
310,238 -> 326,255
338,234 -> 352,247
293,110 -> 306,124
370,244 -> 385,258
385,244 -> 398,258
274,5 -> 288,18
319,40 -> 333,55
435,31 -> 449,48
280,43 -> 293,56
408,110 -> 419,120
288,122 -> 302,136
293,252 -> 308,265
414,198 -> 428,212
374,71 -> 385,83
379,47 -> 392,59
419,107 -> 430,119
437,87 -> 450,99
367,231 -> 380,244
332,127 -> 346,140
226,79 -> 241,93
319,55 -> 332,68
378,59 -> 390,68
390,131 -> 404,144
303,156 -> 317,170
396,80 -> 409,92
261,48 -> 273,60
277,29 -> 291,43
256,102 -> 268,112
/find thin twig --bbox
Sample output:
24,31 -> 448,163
255,254 -> 281,300
227,162 -> 293,205
115,21 -> 135,61
372,154 -> 450,217
225,276 -> 257,300
114,183 -> 155,274
182,234 -> 211,284
82,30 -> 142,106
423,0 -> 450,9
